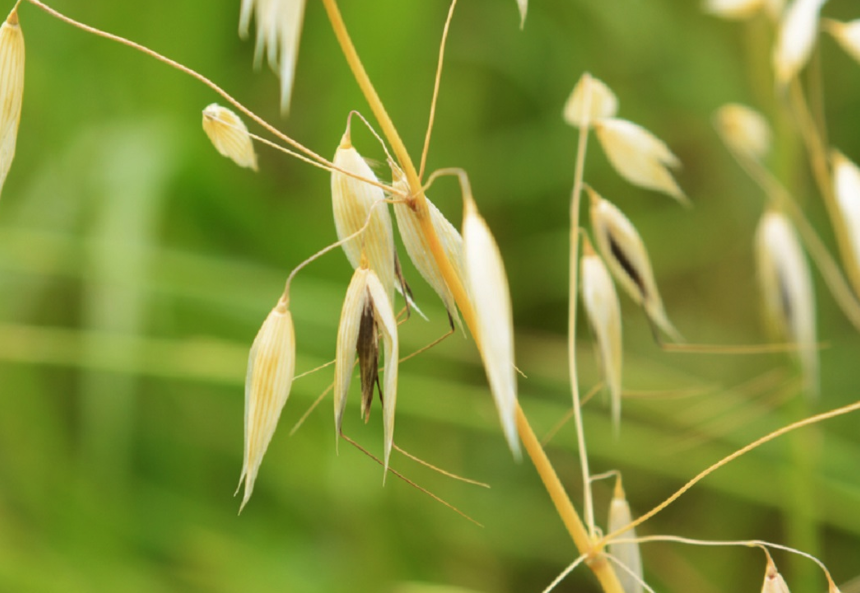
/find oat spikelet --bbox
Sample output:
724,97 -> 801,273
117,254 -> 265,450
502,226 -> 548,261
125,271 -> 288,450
581,236 -> 623,433
755,210 -> 818,397
334,266 -> 399,474
202,104 -> 258,171
715,103 -> 772,161
760,555 -> 792,593
332,131 -> 396,302
0,8 -> 24,199
516,0 -> 528,28
563,73 -> 618,129
238,298 -> 296,512
463,195 -> 519,457
705,0 -> 767,19
588,187 -> 683,343
773,0 -> 827,87
594,118 -> 688,206
831,150 -> 860,284
239,0 -> 306,114
607,478 -> 644,593
391,165 -> 467,329
824,19 -> 860,65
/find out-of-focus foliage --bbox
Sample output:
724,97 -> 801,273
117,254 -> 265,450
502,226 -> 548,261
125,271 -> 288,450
0,1 -> 858,592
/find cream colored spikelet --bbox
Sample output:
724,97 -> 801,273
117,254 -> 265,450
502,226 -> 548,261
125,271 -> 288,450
588,187 -> 683,343
773,0 -> 828,87
333,265 -> 399,474
237,297 -> 296,512
202,104 -> 258,171
516,0 -> 528,28
760,555 -> 792,593
580,236 -> 623,433
607,478 -> 644,593
715,103 -> 772,161
0,8 -> 24,199
390,164 -> 467,329
239,0 -> 306,113
755,210 -> 818,397
462,195 -> 520,457
563,73 -> 619,128
704,0 -> 767,20
831,150 -> 860,285
331,131 -> 396,303
824,19 -> 860,65
594,118 -> 688,206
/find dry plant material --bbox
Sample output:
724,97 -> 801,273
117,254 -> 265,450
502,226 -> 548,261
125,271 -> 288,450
588,187 -> 683,343
773,0 -> 827,87
239,0 -> 307,113
0,8 -> 24,198
760,554 -> 792,593
563,73 -> 618,129
238,297 -> 296,511
594,118 -> 688,205
831,150 -> 860,285
202,104 -> 258,171
580,236 -> 623,432
607,478 -> 644,593
463,194 -> 519,456
755,210 -> 818,397
824,19 -> 860,65
332,130 -> 396,301
391,165 -> 467,329
334,265 -> 399,473
715,103 -> 772,161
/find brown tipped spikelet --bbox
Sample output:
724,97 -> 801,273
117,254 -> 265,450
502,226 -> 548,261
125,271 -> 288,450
773,0 -> 827,87
237,297 -> 296,512
334,265 -> 399,474
588,187 -> 683,343
755,210 -> 817,397
760,554 -> 792,593
580,235 -> 623,433
331,130 -> 396,302
594,118 -> 688,205
607,477 -> 644,593
824,19 -> 860,64
390,164 -> 467,329
0,8 -> 24,199
715,103 -> 772,161
239,0 -> 307,113
563,73 -> 619,128
202,104 -> 258,171
463,195 -> 520,457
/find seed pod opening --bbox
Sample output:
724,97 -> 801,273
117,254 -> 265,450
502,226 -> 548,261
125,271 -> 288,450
607,478 -> 644,593
463,195 -> 520,457
594,118 -> 688,205
238,298 -> 296,512
0,8 -> 24,199
755,210 -> 818,397
202,104 -> 258,171
715,103 -> 772,161
334,266 -> 399,474
563,73 -> 619,128
588,187 -> 683,343
581,236 -> 623,433
773,0 -> 827,87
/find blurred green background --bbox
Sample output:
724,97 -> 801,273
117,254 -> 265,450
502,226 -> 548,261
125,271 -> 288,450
0,0 -> 858,591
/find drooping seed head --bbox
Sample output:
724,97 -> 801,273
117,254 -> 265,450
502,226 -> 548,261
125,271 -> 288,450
714,103 -> 772,161
823,19 -> 860,65
580,235 -> 623,433
607,477 -> 644,593
773,0 -> 828,87
831,150 -> 860,285
588,187 -> 683,342
390,164 -> 467,329
202,104 -> 258,171
563,73 -> 619,129
755,210 -> 818,397
238,298 -> 296,512
463,195 -> 520,457
332,131 -> 396,303
334,266 -> 399,474
239,0 -> 307,113
0,8 -> 24,199
594,118 -> 689,206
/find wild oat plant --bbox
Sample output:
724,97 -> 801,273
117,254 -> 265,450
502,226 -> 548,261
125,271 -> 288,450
0,0 -> 859,591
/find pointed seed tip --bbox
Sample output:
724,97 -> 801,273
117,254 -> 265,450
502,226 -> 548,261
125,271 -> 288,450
7,9 -> 18,26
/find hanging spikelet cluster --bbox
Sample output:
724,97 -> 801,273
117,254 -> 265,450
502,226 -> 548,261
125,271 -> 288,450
0,7 -> 24,199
